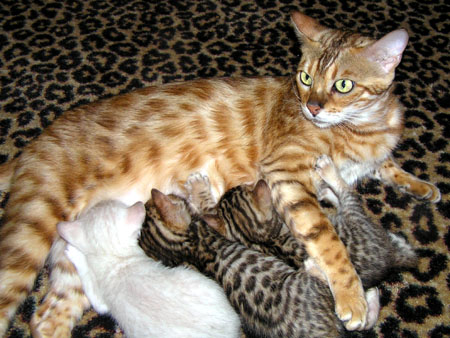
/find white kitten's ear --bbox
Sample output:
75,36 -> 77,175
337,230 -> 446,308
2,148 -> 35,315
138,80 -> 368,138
252,180 -> 273,211
151,189 -> 191,230
362,29 -> 409,73
57,221 -> 83,246
291,11 -> 327,42
126,202 -> 145,237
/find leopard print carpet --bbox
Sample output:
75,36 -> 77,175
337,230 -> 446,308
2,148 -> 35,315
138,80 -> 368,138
0,0 -> 448,337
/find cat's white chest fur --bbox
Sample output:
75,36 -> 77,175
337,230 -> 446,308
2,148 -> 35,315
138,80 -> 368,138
337,159 -> 381,186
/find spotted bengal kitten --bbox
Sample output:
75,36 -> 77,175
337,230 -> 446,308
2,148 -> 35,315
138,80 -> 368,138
139,189 -> 346,337
0,11 -> 440,335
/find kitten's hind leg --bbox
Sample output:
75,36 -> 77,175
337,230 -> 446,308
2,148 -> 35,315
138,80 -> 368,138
31,238 -> 89,338
185,172 -> 217,214
364,287 -> 380,330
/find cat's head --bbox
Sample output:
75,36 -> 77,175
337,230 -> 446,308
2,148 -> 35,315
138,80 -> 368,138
291,11 -> 408,128
57,200 -> 145,256
204,180 -> 283,244
140,189 -> 199,266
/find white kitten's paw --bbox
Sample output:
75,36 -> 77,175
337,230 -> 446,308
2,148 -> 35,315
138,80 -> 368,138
364,287 -> 380,329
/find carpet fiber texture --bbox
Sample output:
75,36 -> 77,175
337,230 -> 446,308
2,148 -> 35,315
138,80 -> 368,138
0,0 -> 448,337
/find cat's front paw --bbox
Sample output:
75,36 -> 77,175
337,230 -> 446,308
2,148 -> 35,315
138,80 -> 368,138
334,284 -> 368,331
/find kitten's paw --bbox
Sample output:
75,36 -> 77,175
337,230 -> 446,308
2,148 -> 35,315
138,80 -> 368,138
364,287 -> 380,330
185,173 -> 216,213
316,182 -> 340,207
314,155 -> 344,191
334,285 -> 368,331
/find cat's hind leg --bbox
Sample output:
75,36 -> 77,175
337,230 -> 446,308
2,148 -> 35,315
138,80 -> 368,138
375,157 -> 440,202
30,238 -> 90,338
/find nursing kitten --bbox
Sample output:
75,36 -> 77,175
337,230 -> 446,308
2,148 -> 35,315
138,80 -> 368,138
314,155 -> 418,287
139,190 -> 346,338
186,167 -> 417,288
57,200 -> 241,338
0,11 -> 440,335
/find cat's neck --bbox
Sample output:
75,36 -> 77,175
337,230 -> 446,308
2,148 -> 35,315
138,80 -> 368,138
331,86 -> 403,159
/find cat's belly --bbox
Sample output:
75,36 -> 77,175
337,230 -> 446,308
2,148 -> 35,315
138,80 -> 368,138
338,160 -> 380,186
110,158 -> 257,207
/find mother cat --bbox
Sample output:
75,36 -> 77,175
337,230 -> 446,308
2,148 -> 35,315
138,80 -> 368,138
0,11 -> 440,336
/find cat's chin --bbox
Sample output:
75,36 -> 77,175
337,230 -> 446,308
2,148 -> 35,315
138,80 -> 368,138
301,109 -> 335,129
310,120 -> 334,129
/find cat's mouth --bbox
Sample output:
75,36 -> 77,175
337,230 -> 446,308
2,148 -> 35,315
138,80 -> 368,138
301,106 -> 335,129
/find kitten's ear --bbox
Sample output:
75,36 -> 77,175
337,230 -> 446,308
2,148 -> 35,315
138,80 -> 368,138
252,180 -> 273,210
151,189 -> 191,230
203,214 -> 226,236
57,221 -> 83,246
291,11 -> 327,42
126,202 -> 146,237
362,29 -> 409,73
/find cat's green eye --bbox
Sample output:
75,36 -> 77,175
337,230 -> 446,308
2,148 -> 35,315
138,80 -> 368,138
334,79 -> 354,93
299,71 -> 312,86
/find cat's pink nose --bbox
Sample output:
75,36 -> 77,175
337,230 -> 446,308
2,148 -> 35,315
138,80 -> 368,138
307,103 -> 321,117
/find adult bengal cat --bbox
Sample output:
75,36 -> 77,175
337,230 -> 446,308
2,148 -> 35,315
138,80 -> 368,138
0,11 -> 440,336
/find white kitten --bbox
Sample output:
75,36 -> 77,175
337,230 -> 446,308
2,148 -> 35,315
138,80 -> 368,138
57,200 -> 240,338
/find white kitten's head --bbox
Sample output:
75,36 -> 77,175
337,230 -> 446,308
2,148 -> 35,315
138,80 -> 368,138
57,200 -> 146,256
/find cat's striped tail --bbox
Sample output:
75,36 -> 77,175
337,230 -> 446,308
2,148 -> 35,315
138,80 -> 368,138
0,166 -> 65,335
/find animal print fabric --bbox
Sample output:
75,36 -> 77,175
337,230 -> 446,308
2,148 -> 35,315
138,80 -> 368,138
0,0 -> 448,337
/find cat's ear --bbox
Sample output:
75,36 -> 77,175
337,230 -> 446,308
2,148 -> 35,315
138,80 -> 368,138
291,11 -> 327,42
203,214 -> 226,236
361,29 -> 409,73
151,189 -> 191,230
126,202 -> 146,237
252,180 -> 273,210
57,221 -> 83,247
